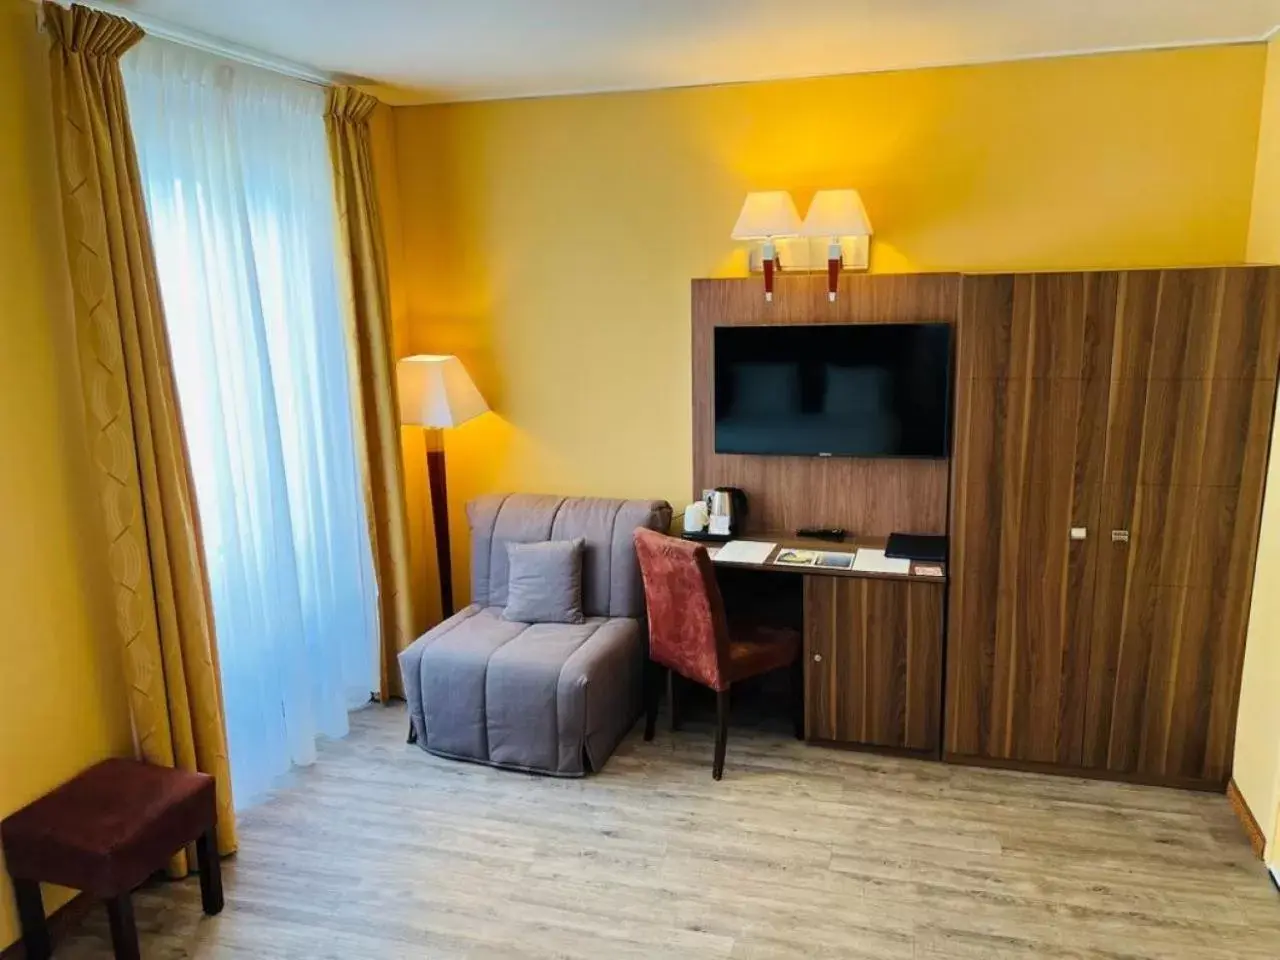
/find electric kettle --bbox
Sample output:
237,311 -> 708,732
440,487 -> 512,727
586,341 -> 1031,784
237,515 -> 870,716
707,486 -> 748,537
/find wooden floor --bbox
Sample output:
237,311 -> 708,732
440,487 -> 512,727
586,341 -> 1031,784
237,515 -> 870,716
53,703 -> 1280,959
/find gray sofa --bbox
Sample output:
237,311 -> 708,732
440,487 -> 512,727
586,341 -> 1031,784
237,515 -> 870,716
399,493 -> 673,776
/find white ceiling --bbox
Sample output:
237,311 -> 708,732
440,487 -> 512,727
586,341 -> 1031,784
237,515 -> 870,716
104,0 -> 1280,104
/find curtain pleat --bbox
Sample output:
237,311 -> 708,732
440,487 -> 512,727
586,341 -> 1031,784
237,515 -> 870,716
43,2 -> 236,866
325,87 -> 416,700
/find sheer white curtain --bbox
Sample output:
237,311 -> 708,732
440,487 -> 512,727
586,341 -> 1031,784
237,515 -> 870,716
122,39 -> 378,807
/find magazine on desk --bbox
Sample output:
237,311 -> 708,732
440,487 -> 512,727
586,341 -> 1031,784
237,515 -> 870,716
814,552 -> 854,570
774,549 -> 818,567
772,549 -> 855,570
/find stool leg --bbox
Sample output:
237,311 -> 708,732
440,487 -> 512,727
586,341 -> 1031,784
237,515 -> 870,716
105,893 -> 140,960
14,879 -> 51,960
196,825 -> 224,915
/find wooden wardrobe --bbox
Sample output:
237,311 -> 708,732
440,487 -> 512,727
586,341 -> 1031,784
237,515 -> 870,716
946,268 -> 1280,788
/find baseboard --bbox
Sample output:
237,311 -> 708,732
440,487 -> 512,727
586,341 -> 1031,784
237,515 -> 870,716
808,738 -> 940,762
1227,779 -> 1267,860
942,751 -> 1225,792
0,890 -> 90,960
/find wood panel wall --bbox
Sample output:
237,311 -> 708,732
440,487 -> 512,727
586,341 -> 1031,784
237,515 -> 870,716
691,274 -> 960,537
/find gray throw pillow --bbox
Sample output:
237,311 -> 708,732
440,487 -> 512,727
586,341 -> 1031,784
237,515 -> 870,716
502,538 -> 585,624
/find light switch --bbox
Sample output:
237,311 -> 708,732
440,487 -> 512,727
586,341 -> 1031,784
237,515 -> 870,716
1070,527 -> 1088,540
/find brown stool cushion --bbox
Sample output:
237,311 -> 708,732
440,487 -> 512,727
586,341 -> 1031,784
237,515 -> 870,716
1,758 -> 216,896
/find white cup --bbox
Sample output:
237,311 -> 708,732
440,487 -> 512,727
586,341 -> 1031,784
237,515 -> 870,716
683,501 -> 710,533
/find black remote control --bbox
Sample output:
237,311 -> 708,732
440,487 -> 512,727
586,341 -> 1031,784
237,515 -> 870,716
796,527 -> 846,542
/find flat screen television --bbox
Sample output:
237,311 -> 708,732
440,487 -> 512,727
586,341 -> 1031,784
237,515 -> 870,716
713,323 -> 952,458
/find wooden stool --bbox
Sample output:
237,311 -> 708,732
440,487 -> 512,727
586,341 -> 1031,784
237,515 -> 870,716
1,758 -> 223,959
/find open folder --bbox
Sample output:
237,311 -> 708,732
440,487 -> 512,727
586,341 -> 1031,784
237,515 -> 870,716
711,541 -> 777,565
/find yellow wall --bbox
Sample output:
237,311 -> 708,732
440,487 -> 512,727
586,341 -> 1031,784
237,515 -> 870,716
382,44 -> 1265,609
0,0 -> 134,947
1250,36 -> 1280,259
1239,33 -> 1280,862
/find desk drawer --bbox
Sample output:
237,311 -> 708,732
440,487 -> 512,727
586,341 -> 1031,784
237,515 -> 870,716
804,576 -> 944,753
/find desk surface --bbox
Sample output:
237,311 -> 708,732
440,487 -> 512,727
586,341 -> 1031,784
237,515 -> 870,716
703,533 -> 947,583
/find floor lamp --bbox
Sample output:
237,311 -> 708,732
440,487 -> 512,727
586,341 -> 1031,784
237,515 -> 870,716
397,355 -> 489,619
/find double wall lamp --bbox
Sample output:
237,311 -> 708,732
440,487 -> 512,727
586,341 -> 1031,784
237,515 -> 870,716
731,189 -> 872,302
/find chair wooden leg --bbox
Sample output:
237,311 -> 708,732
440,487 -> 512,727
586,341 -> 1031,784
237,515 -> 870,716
644,661 -> 662,741
713,688 -> 730,780
196,824 -> 225,915
106,893 -> 140,960
791,657 -> 805,740
13,879 -> 51,960
668,670 -> 682,732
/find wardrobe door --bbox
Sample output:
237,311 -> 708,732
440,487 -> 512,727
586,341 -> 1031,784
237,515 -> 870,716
947,273 -> 1116,764
1083,268 -> 1280,785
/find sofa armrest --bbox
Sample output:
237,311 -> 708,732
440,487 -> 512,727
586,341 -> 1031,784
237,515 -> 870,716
555,617 -> 645,773
398,604 -> 483,740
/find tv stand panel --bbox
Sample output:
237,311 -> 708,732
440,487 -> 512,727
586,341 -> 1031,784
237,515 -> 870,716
691,273 -> 959,538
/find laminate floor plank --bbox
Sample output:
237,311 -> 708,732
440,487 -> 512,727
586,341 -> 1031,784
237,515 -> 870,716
48,704 -> 1279,959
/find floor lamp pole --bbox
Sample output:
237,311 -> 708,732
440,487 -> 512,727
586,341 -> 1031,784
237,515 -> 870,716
425,432 -> 454,619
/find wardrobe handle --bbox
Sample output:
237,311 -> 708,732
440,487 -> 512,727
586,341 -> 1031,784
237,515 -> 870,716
1111,530 -> 1130,543
813,654 -> 823,663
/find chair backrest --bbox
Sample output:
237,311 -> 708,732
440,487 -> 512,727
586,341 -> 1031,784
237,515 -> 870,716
467,494 -> 673,619
632,528 -> 731,691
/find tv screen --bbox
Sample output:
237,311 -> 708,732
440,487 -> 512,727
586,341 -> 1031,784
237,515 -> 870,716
713,323 -> 952,458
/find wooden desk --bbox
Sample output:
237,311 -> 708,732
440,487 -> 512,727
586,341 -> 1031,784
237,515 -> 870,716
706,534 -> 946,582
705,534 -> 945,756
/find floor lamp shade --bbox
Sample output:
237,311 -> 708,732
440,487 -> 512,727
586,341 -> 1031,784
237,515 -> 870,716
395,355 -> 488,629
397,354 -> 489,428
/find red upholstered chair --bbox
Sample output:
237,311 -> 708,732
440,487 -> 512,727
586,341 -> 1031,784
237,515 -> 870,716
633,528 -> 802,779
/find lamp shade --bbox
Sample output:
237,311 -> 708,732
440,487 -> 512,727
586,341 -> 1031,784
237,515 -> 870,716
730,191 -> 802,240
397,354 -> 489,428
801,189 -> 872,238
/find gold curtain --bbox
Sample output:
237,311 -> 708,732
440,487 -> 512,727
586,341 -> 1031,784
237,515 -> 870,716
44,3 -> 237,865
325,86 -> 416,700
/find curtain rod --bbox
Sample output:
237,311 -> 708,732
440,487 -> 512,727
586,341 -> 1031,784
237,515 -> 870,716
68,0 -> 333,87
